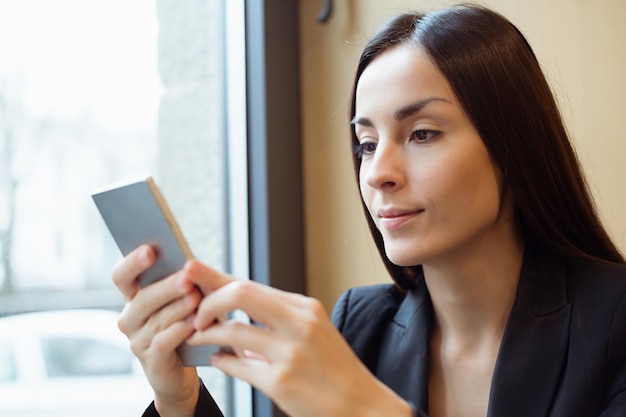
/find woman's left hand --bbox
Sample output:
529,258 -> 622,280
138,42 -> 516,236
182,260 -> 412,417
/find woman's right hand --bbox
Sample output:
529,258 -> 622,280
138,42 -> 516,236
112,245 -> 202,417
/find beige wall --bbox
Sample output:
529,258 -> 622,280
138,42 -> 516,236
299,0 -> 626,310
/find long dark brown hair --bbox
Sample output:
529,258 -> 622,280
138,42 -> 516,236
350,4 -> 625,291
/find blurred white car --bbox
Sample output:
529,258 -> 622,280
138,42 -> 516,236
0,309 -> 154,417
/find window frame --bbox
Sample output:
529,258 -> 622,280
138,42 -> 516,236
243,1 -> 305,417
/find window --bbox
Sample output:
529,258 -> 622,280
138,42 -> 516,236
0,0 -> 247,415
42,337 -> 134,377
0,342 -> 16,382
0,0 -> 302,415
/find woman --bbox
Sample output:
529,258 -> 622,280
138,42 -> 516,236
113,5 -> 626,417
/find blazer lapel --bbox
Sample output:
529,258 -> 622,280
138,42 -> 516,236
487,246 -> 572,417
376,275 -> 432,412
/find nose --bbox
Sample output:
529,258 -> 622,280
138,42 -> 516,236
361,140 -> 405,191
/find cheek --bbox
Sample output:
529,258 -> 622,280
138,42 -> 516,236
448,156 -> 503,218
426,147 -> 502,216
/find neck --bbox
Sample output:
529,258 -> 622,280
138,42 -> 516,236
423,231 -> 524,356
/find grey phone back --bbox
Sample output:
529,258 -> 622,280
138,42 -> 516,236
92,177 -> 223,366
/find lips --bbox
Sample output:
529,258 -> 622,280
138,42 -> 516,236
376,207 -> 424,231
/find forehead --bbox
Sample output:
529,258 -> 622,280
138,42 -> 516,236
355,44 -> 457,113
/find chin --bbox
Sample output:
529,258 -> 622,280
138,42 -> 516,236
383,237 -> 441,267
384,249 -> 423,268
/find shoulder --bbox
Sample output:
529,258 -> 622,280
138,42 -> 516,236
330,284 -> 403,332
566,258 -> 626,311
520,245 -> 626,317
565,258 -> 626,365
330,283 -> 407,371
565,259 -> 626,405
568,257 -> 626,284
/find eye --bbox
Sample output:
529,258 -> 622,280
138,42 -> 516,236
410,129 -> 440,143
353,141 -> 377,158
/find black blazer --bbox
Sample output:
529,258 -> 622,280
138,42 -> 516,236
333,246 -> 626,416
145,246 -> 626,417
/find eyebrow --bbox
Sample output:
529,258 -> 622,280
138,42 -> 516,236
351,97 -> 451,127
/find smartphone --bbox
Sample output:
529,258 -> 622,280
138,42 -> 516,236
92,176 -> 229,366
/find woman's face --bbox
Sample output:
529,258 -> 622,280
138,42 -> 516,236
354,45 -> 513,267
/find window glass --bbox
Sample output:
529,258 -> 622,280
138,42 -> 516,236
0,0 -> 231,414
0,342 -> 16,382
42,337 -> 134,377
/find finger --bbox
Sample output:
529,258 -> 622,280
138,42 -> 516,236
194,280 -> 310,330
148,319 -> 196,361
183,260 -> 234,295
193,280 -> 302,331
187,320 -> 275,359
183,259 -> 313,327
125,289 -> 200,359
209,352 -> 273,395
119,271 -> 197,336
112,245 -> 155,301
243,349 -> 267,362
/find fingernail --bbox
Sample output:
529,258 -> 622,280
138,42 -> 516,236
176,272 -> 190,291
184,294 -> 195,307
138,247 -> 150,265
210,353 -> 223,365
186,313 -> 197,324
193,315 -> 204,329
